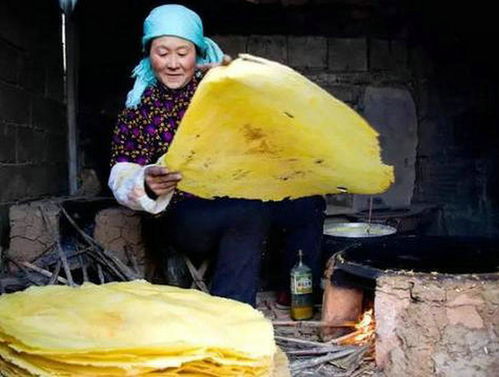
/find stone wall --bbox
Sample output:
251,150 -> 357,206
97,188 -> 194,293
376,273 -> 499,377
0,1 -> 67,246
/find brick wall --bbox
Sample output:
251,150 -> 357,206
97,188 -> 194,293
214,35 -> 410,104
0,1 -> 67,246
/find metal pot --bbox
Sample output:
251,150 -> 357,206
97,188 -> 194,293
323,222 -> 397,238
322,222 -> 397,276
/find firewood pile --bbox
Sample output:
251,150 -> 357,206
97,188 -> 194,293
274,325 -> 375,376
0,205 -> 139,294
258,295 -> 377,377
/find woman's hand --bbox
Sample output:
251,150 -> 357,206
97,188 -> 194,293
197,54 -> 233,72
144,166 -> 182,197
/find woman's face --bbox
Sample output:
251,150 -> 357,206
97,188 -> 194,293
149,36 -> 197,89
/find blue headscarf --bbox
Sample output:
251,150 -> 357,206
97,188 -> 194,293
125,4 -> 224,108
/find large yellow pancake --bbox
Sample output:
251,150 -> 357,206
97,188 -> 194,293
159,54 -> 394,200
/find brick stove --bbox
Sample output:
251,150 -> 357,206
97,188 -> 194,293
324,235 -> 499,377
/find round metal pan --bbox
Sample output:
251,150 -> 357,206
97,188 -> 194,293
323,222 -> 397,238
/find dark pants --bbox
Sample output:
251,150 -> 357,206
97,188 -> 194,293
143,195 -> 325,307
267,196 -> 326,296
161,197 -> 268,307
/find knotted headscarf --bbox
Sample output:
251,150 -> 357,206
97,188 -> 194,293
126,4 -> 224,108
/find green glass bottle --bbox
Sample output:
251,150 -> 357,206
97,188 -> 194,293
290,250 -> 314,320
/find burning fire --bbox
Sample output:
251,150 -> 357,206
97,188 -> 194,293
338,309 -> 375,346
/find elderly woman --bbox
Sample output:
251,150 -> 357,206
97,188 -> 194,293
109,4 -> 269,306
109,4 -> 325,308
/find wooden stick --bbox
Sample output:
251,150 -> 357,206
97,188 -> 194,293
100,249 -> 138,280
80,255 -> 89,282
351,364 -> 373,377
48,261 -> 62,285
79,246 -> 125,281
64,246 -> 92,261
60,205 -> 139,281
85,250 -> 126,281
97,263 -> 105,284
56,245 -> 75,286
328,329 -> 363,344
274,335 -> 327,348
38,208 -> 74,286
287,345 -> 357,356
198,259 -> 210,276
32,245 -> 91,270
59,205 -> 101,249
183,256 -> 209,293
290,349 -> 358,371
331,345 -> 369,372
273,320 -> 356,328
21,262 -> 68,284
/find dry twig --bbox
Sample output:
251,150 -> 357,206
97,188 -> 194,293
275,336 -> 327,348
97,264 -> 105,284
183,256 -> 209,293
80,255 -> 89,282
290,348 -> 358,371
287,345 -> 356,356
273,320 -> 356,328
20,262 -> 68,284
59,205 -> 139,281
38,208 -> 74,286
48,261 -> 62,285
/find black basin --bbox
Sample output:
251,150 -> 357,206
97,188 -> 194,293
325,235 -> 499,280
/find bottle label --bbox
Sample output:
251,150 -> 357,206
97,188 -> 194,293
291,272 -> 312,295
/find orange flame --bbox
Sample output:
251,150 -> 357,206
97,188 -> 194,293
339,309 -> 375,346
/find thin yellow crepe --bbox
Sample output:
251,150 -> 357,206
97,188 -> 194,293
0,349 -> 289,377
0,281 -> 278,376
159,54 -> 394,201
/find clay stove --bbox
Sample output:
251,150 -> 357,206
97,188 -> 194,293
326,235 -> 499,377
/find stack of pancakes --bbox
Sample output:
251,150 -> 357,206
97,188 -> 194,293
0,281 -> 288,377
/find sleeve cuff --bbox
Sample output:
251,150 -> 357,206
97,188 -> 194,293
109,162 -> 174,214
